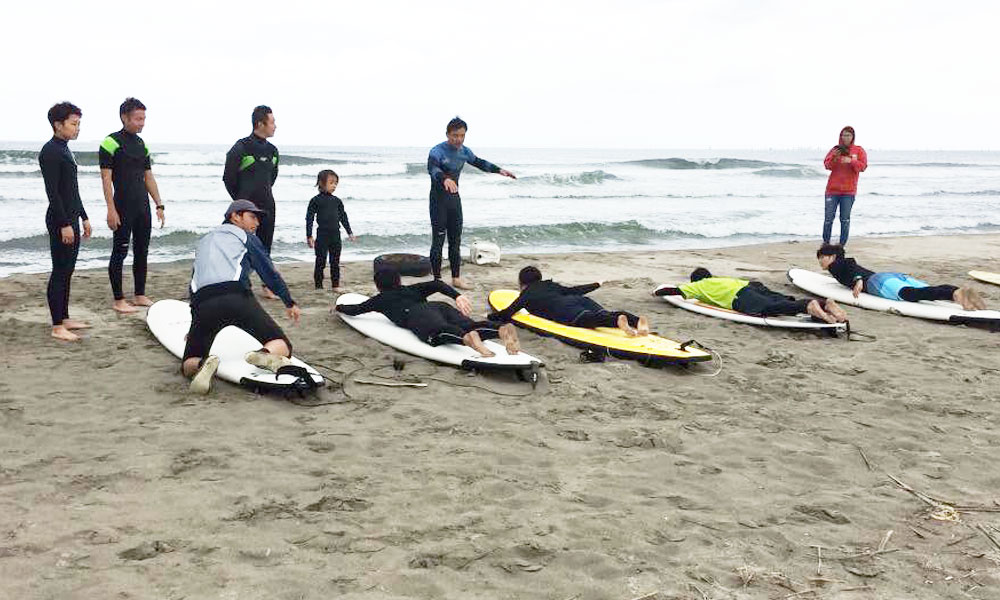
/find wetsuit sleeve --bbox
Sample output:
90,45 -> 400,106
271,147 -> 279,185
852,147 -> 867,173
40,148 -> 70,228
98,136 -> 116,170
338,198 -> 353,235
427,147 -> 448,185
305,196 -> 317,238
245,233 -> 295,307
222,142 -> 241,200
823,147 -> 837,171
413,279 -> 460,300
564,282 -> 600,295
143,139 -> 152,170
488,292 -> 529,323
465,148 -> 500,173
335,295 -> 382,316
829,258 -> 867,288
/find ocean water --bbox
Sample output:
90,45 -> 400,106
2,142 -> 999,278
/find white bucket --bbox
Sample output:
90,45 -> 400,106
468,241 -> 501,265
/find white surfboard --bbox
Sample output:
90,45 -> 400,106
335,293 -> 543,374
653,284 -> 846,331
147,299 -> 324,393
788,268 -> 1000,327
969,270 -> 1000,287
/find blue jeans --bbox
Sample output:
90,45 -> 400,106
823,194 -> 855,245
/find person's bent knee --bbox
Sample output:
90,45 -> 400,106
263,338 -> 291,357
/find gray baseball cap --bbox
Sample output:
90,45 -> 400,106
224,199 -> 267,219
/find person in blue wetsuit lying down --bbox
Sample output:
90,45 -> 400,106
655,267 -> 847,323
336,268 -> 521,357
488,266 -> 651,336
816,243 -> 985,310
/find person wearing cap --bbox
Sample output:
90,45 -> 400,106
182,199 -> 302,394
822,126 -> 867,245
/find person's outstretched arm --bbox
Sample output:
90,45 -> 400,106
246,233 -> 295,307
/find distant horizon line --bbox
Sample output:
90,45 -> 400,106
1,140 -> 997,153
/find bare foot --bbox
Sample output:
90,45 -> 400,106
451,277 -> 473,290
62,319 -> 91,330
133,295 -> 154,307
261,287 -> 279,301
498,324 -> 520,355
112,299 -> 139,313
636,316 -> 651,336
463,331 -> 495,357
51,325 -> 80,342
806,299 -> 838,324
824,299 -> 849,322
617,314 -> 639,337
966,288 -> 986,310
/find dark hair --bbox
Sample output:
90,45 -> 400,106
316,169 -> 339,189
690,267 -> 712,282
816,243 -> 846,259
840,126 -> 856,140
252,105 -> 273,128
446,116 -> 468,134
374,268 -> 401,292
47,102 -> 82,130
518,266 -> 542,287
120,97 -> 146,116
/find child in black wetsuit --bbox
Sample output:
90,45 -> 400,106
306,170 -> 356,290
489,266 -> 651,335
335,268 -> 521,357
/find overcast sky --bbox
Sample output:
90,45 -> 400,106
4,1 -> 997,150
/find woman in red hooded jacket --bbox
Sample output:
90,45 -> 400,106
822,126 -> 867,245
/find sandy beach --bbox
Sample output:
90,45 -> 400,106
2,233 -> 1000,599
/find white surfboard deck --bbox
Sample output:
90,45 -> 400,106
969,270 -> 1000,287
335,293 -> 543,371
654,284 -> 846,331
147,299 -> 324,391
788,268 -> 1000,326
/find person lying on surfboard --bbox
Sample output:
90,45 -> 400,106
488,266 -> 651,336
655,267 -> 847,324
335,268 -> 521,358
183,200 -> 302,394
816,244 -> 986,310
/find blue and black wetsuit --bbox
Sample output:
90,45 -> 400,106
489,280 -> 640,328
39,137 -> 88,326
426,141 -> 501,279
100,129 -> 153,299
223,134 -> 279,252
828,256 -> 955,302
305,192 -> 352,288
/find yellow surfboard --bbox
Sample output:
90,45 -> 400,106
969,270 -> 1000,286
488,289 -> 712,365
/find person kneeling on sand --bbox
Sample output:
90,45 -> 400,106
816,243 -> 986,310
489,266 -> 651,336
335,268 -> 520,357
655,267 -> 848,324
183,200 -> 302,394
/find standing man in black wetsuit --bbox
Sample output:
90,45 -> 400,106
427,117 -> 516,290
100,97 -> 165,314
223,105 -> 279,299
40,102 -> 92,342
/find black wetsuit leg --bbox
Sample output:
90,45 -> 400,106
108,208 -> 133,300
131,208 -> 151,297
407,302 -> 498,346
252,197 -> 276,254
327,234 -> 342,287
732,282 -> 810,316
46,219 -> 80,325
572,309 -> 640,329
429,189 -> 463,279
313,234 -> 328,288
898,285 -> 957,302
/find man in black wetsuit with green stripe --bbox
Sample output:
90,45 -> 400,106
100,97 -> 165,313
223,105 -> 280,299
223,106 -> 279,239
